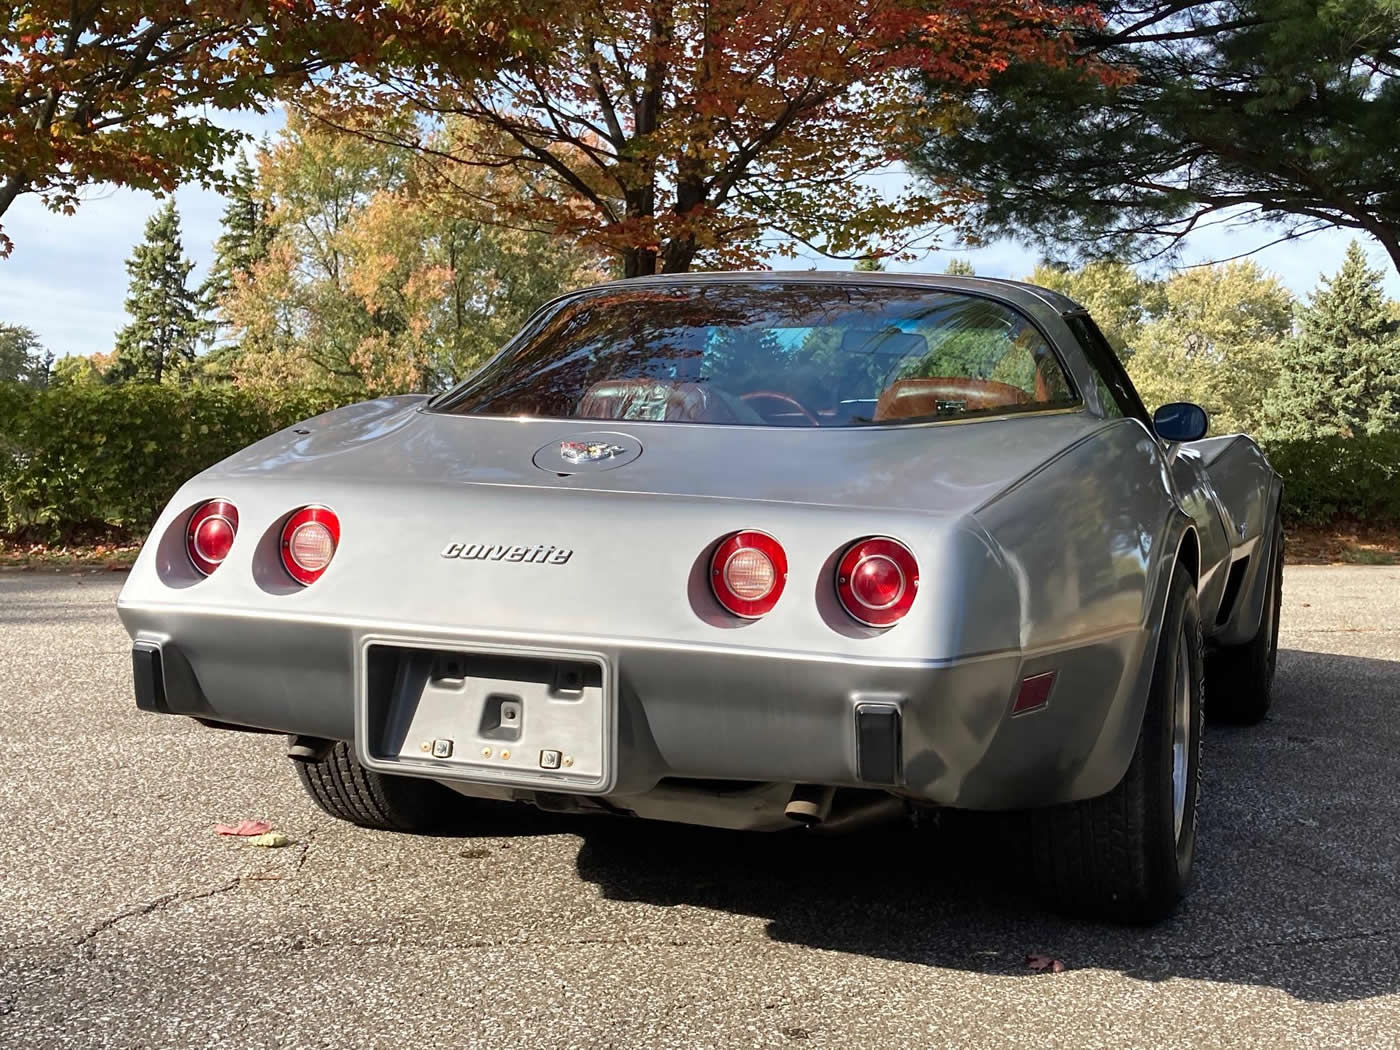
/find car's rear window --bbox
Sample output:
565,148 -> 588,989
431,282 -> 1077,426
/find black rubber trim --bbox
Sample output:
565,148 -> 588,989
855,703 -> 903,785
131,642 -> 169,714
1215,555 -> 1250,626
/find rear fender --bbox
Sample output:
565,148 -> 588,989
973,419 -> 1201,800
1199,437 -> 1284,646
1070,511 -> 1197,799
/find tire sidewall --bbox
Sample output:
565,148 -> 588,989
1263,518 -> 1284,693
1152,570 -> 1204,891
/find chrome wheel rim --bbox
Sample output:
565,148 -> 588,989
1172,638 -> 1192,840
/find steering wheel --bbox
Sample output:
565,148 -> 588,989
740,390 -> 822,427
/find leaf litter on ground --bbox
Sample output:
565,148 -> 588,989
1026,954 -> 1067,973
214,820 -> 272,837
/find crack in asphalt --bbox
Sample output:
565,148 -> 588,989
294,829 -> 317,874
72,831 -> 323,958
74,878 -> 243,957
1151,926 -> 1400,964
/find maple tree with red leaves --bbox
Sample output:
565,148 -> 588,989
303,0 -> 1114,275
0,1 -> 559,256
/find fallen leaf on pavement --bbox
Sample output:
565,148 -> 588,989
1026,954 -> 1066,973
215,820 -> 272,837
248,831 -> 291,848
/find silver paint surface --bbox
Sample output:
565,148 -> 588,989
116,272 -> 1281,820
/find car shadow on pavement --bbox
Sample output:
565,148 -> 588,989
573,648 -> 1400,1003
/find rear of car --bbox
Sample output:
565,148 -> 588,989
118,274 -> 1209,920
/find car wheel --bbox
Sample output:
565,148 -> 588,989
294,741 -> 458,832
1206,516 -> 1284,725
1030,566 -> 1204,923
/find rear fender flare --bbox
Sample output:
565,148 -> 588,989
1072,510 -> 1198,799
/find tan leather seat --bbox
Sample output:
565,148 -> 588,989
872,377 -> 1032,421
576,379 -> 741,423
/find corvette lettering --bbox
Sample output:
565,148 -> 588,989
441,542 -> 573,564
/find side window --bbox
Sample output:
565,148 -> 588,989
1094,375 -> 1125,420
1064,315 -> 1148,423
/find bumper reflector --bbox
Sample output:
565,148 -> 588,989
1013,671 -> 1057,715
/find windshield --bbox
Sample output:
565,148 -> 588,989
431,282 -> 1077,426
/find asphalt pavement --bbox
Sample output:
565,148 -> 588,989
1,566 -> 1398,1049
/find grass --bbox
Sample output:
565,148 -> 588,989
0,539 -> 142,572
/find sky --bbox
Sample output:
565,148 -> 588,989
3,106 -> 1397,359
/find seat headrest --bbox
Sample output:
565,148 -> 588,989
575,378 -> 740,423
873,377 -> 1032,421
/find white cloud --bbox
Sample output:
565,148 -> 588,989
0,108 -> 283,358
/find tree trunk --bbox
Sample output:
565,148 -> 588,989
622,246 -> 658,278
0,171 -> 27,225
1371,222 -> 1400,279
660,237 -> 698,273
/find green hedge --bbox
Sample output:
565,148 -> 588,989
0,384 -> 345,540
3,382 -> 1398,539
1264,433 -> 1400,528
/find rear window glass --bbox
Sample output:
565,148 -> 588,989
432,282 -> 1077,426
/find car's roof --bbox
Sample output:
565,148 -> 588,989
567,270 -> 1087,318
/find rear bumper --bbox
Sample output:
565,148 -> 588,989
118,601 -> 1148,811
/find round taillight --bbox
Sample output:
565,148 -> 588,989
186,500 -> 239,576
710,531 -> 787,618
280,506 -> 340,585
836,536 -> 919,627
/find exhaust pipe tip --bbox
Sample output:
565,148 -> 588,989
784,784 -> 836,825
286,735 -> 334,763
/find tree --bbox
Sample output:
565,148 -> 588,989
0,1 -> 562,255
909,1 -> 1400,275
1026,259 -> 1164,356
218,114 -> 604,394
1127,261 -> 1293,434
854,257 -> 886,272
0,323 -> 52,387
943,257 -> 975,276
49,353 -> 109,388
1265,242 -> 1400,438
111,202 -> 203,384
200,151 -> 274,325
313,0 -> 1108,276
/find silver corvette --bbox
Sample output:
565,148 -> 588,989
118,273 -> 1283,922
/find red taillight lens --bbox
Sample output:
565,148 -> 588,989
710,531 -> 787,618
836,536 -> 919,627
280,506 -> 340,585
186,500 -> 238,576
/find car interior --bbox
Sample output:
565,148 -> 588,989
571,324 -> 1070,426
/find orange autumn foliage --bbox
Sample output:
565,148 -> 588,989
308,0 -> 1113,274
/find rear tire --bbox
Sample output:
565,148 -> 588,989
1031,566 -> 1204,923
295,741 -> 458,832
1207,516 -> 1283,725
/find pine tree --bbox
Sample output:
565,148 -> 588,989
111,201 -> 203,384
200,150 -> 272,316
0,323 -> 53,387
1265,242 -> 1400,439
943,257 -> 975,276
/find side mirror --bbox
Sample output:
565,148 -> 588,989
1152,402 -> 1209,443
